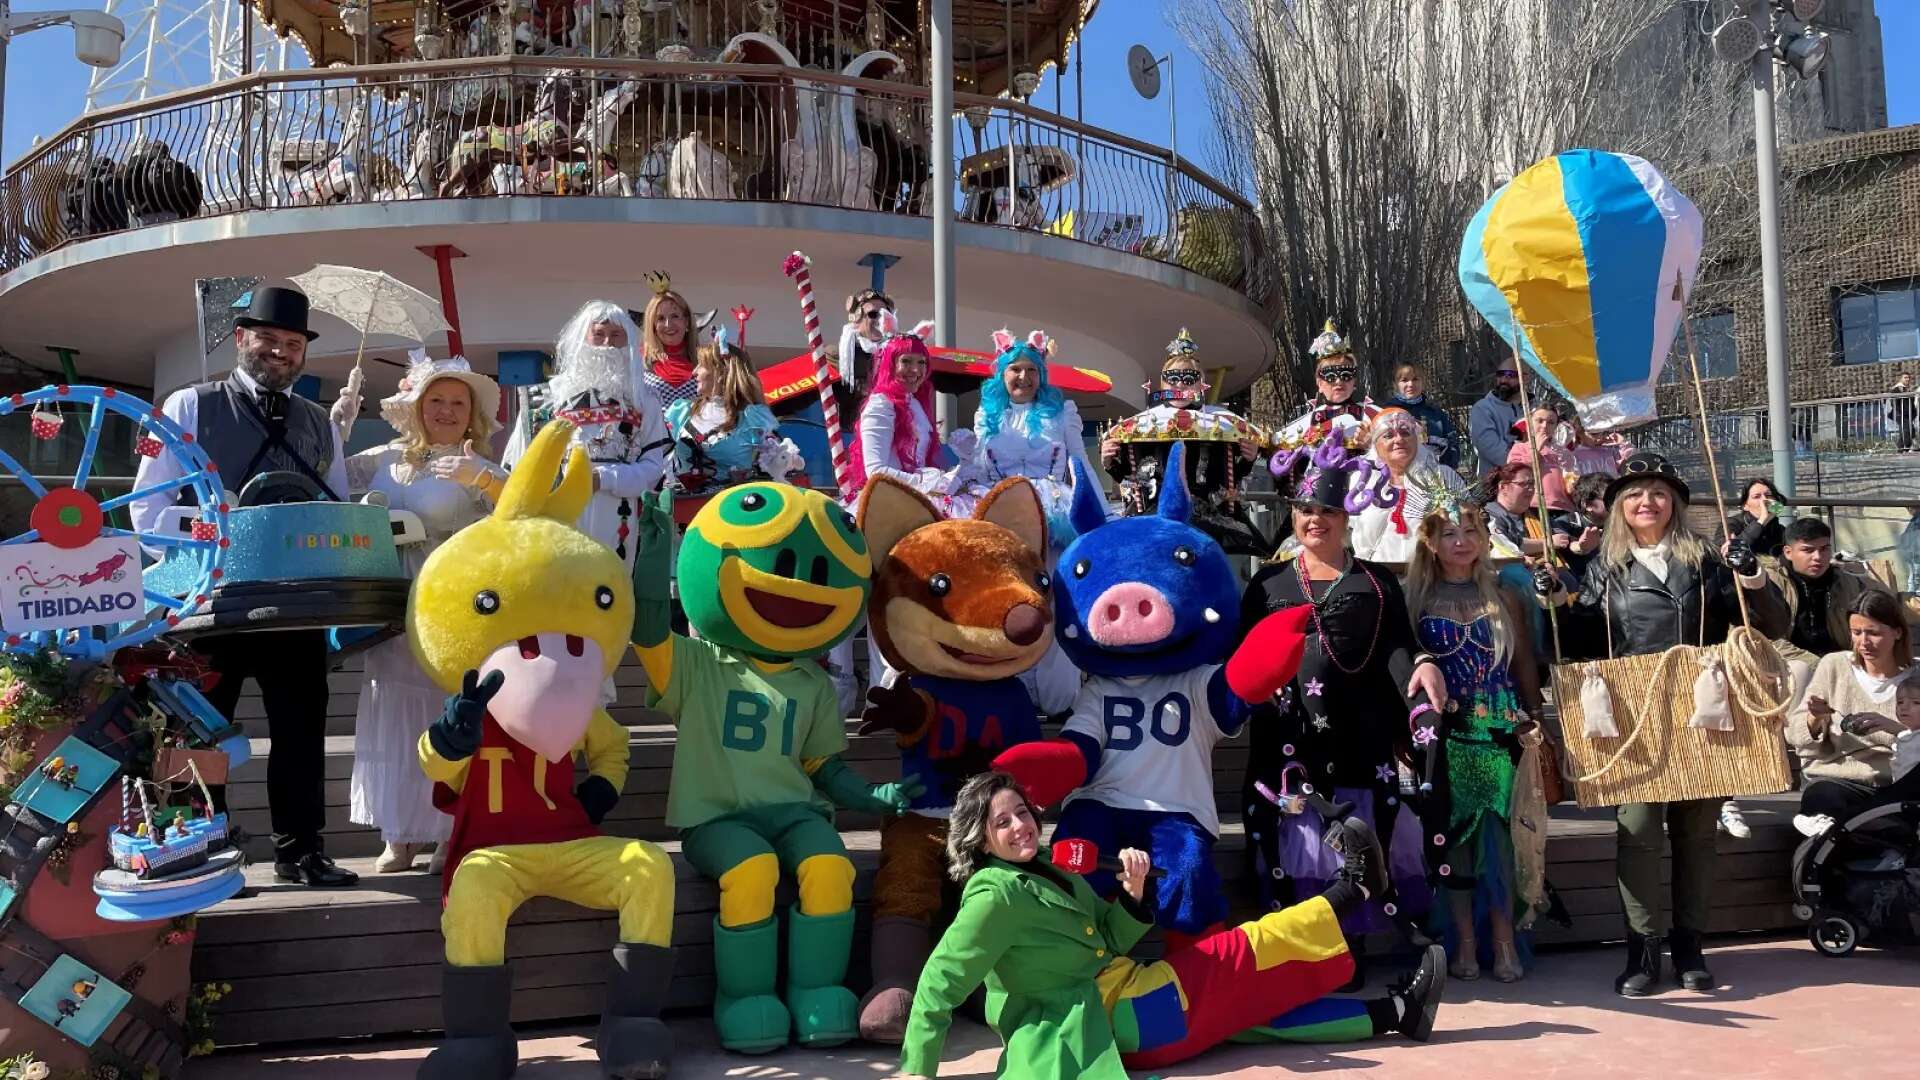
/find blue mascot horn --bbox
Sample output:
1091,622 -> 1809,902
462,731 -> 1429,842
1056,443 -> 1239,677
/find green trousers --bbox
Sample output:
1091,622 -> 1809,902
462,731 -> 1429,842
1616,798 -> 1719,936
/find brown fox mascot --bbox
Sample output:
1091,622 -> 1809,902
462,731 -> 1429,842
853,475 -> 1055,1041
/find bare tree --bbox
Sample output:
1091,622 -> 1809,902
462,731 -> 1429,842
1176,0 -> 1873,426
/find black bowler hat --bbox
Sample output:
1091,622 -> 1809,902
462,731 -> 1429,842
1605,451 -> 1691,507
233,286 -> 319,340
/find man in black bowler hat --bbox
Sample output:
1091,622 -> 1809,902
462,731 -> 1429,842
131,285 -> 360,887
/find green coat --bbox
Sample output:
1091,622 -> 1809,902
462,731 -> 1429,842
899,853 -> 1152,1079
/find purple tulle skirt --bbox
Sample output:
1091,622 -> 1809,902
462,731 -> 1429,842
1257,787 -> 1432,937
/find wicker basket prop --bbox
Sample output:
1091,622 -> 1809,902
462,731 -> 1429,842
1550,630 -> 1793,809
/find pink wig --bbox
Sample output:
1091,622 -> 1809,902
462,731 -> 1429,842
846,317 -> 938,496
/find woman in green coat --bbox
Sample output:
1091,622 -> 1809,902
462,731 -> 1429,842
900,772 -> 1448,1078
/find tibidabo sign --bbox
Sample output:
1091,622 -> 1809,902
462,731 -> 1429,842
1,536 -> 146,636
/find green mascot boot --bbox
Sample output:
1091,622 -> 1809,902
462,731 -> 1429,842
712,917 -> 790,1054
420,963 -> 517,1080
597,943 -> 674,1079
785,905 -> 859,1047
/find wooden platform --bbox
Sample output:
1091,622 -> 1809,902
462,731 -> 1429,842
196,647 -> 1806,1048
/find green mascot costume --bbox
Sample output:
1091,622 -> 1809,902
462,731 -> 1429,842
632,482 -> 921,1053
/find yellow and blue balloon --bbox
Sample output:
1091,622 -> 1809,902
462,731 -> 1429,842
1459,149 -> 1703,430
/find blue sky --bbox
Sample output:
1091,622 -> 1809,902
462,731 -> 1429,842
3,0 -> 1915,172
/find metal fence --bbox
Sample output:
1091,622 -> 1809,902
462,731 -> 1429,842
0,57 -> 1267,300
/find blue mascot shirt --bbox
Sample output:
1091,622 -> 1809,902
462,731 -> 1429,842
903,674 -> 1042,818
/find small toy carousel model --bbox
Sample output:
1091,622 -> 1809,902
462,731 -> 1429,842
1101,328 -> 1273,555
93,764 -> 245,923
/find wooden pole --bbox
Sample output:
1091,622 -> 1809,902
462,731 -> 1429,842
1513,351 -> 1563,660
1680,274 -> 1752,628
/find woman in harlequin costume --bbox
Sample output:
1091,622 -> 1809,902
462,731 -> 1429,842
637,272 -> 702,412
899,772 -> 1448,1079
1098,330 -> 1270,556
1239,441 -> 1449,970
851,474 -> 1054,1042
992,444 -> 1308,954
1277,320 -> 1384,449
629,482 -> 921,1054
661,325 -> 803,494
943,328 -> 1095,714
410,420 -> 676,1080
1404,499 -> 1544,983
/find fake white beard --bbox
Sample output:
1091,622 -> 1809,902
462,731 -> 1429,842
550,343 -> 634,406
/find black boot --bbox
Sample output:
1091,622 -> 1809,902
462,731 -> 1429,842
1614,933 -> 1661,998
598,943 -> 675,1079
1388,944 -> 1448,1042
1667,928 -> 1714,991
420,964 -> 516,1080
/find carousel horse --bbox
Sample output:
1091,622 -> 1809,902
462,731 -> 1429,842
665,133 -> 737,198
718,32 -> 901,211
447,70 -> 581,189
274,92 -> 371,206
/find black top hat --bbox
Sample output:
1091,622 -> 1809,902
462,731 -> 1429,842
233,286 -> 319,341
1605,452 -> 1691,507
1293,465 -> 1352,514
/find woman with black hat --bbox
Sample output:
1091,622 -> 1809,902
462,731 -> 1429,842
1238,444 -> 1450,973
1538,452 -> 1787,996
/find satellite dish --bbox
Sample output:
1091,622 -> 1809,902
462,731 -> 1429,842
1711,16 -> 1764,63
1127,44 -> 1161,100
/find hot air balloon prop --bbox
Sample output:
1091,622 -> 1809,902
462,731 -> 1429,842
1458,149 -> 1704,431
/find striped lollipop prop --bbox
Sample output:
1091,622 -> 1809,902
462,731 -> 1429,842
782,251 -> 852,491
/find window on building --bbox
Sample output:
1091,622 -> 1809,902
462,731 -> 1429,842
1662,311 -> 1738,383
1837,280 -> 1920,365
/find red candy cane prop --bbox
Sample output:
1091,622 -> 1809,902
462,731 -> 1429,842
782,251 -> 851,491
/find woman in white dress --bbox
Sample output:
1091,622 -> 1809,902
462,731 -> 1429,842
827,314 -> 947,713
1351,407 -> 1467,565
345,353 -> 504,872
944,328 -> 1095,713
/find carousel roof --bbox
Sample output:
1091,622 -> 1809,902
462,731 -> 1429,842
250,0 -> 1100,95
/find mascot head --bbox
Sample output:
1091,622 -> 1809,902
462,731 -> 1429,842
859,475 -> 1052,682
1056,442 -> 1239,677
407,419 -> 632,762
677,482 -> 871,658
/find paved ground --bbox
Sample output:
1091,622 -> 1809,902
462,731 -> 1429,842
193,936 -> 1920,1078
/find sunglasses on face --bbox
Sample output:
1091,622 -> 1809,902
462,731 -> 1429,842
861,309 -> 886,321
1317,367 -> 1358,383
1162,369 -> 1202,386
1495,369 -> 1519,378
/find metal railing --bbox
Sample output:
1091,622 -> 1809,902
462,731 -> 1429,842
0,57 -> 1267,300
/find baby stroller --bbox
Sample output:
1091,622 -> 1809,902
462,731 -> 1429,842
1791,800 -> 1920,957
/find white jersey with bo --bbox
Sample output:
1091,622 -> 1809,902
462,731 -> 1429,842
1060,666 -> 1234,836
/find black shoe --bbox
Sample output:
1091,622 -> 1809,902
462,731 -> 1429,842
1390,944 -> 1447,1042
1615,932 -> 1661,997
1324,816 -> 1390,898
273,852 -> 360,887
599,943 -> 675,1079
422,963 -> 517,1080
1667,928 -> 1714,991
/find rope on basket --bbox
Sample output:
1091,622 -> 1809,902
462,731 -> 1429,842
1573,626 -> 1791,784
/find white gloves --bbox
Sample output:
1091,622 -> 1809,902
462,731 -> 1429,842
429,439 -> 507,499
330,366 -> 364,439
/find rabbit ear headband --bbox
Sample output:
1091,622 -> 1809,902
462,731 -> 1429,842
992,327 -> 1053,358
878,308 -> 934,343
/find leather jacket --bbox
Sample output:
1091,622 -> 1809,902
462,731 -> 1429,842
1566,550 -> 1788,659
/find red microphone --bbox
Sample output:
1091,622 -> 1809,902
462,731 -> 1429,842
1051,838 -> 1166,879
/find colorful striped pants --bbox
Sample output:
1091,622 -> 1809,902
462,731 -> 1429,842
1096,895 -> 1378,1070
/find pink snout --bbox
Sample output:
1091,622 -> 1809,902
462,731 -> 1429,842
1086,582 -> 1175,646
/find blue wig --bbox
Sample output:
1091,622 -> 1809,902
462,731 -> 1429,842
979,343 -> 1066,439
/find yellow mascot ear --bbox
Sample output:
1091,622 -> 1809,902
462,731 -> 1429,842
858,474 -> 941,566
975,476 -> 1048,556
495,418 -> 576,520
545,445 -> 593,524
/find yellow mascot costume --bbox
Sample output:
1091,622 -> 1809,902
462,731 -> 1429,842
410,420 -> 676,1080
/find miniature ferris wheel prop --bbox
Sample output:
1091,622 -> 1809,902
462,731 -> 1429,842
0,384 -> 229,660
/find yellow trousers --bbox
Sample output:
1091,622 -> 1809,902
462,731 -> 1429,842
443,834 -> 675,966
